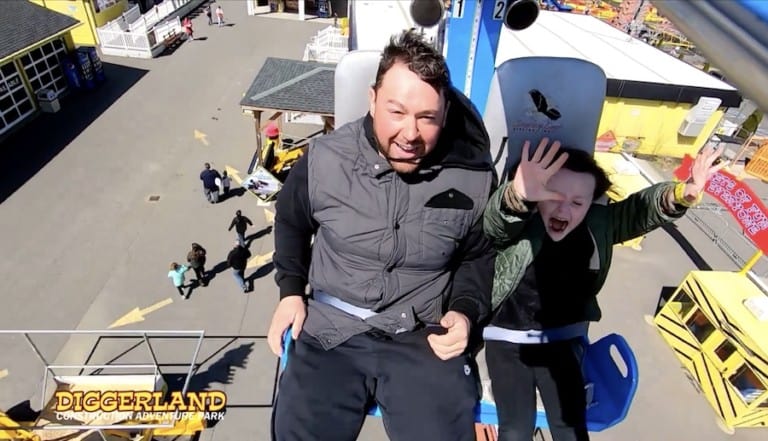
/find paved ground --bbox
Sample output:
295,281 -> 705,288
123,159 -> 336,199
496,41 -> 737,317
0,4 -> 767,441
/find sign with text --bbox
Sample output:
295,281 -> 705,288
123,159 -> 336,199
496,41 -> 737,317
675,154 -> 768,253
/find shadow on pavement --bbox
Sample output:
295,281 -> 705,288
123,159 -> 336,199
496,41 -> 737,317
0,62 -> 149,204
77,335 -> 277,412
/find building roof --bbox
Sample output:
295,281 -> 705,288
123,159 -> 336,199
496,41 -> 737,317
0,1 -> 80,61
496,11 -> 741,107
240,58 -> 336,116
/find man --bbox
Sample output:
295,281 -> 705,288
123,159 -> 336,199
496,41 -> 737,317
186,242 -> 207,286
228,210 -> 253,247
268,30 -> 496,441
204,5 -> 212,25
199,163 -> 221,204
227,241 -> 251,293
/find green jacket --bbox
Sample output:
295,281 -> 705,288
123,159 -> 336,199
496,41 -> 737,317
483,180 -> 687,322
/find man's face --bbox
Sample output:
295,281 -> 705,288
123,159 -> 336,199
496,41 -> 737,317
537,169 -> 595,242
368,62 -> 446,174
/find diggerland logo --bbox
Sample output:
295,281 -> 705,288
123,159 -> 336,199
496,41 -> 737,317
53,390 -> 227,422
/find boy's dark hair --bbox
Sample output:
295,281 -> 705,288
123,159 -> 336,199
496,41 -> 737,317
373,30 -> 450,95
557,147 -> 612,200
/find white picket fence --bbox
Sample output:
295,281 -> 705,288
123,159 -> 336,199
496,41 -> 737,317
303,26 -> 349,64
97,28 -> 154,58
96,0 -> 200,58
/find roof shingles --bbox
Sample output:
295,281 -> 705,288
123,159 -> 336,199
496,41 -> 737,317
240,58 -> 336,115
0,1 -> 81,61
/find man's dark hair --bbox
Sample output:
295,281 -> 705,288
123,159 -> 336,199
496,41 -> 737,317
557,147 -> 612,200
373,30 -> 450,95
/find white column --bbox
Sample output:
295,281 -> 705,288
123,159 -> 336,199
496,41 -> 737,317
299,0 -> 305,20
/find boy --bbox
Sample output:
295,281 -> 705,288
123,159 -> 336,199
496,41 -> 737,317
482,139 -> 724,441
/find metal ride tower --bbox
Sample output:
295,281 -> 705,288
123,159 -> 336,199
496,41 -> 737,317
410,0 -> 540,115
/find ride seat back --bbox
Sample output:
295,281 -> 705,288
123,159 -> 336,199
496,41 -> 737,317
334,50 -> 381,128
484,57 -> 607,179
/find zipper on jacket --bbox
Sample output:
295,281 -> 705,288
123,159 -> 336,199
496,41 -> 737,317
384,178 -> 399,273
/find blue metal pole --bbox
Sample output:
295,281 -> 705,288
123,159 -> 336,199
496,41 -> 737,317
444,0 -> 507,115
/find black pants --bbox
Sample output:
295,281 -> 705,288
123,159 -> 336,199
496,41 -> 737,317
485,339 -> 589,441
192,265 -> 206,283
272,328 -> 479,441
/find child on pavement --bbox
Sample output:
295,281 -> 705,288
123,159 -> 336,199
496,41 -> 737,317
168,262 -> 191,298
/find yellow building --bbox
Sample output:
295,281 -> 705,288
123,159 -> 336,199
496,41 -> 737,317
496,10 -> 740,158
30,0 -> 128,47
654,271 -> 768,430
0,1 -> 81,137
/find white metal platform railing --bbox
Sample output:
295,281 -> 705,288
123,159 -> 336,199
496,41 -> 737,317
0,329 -> 205,433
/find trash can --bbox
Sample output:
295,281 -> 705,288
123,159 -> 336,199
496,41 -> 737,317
36,89 -> 60,113
79,47 -> 105,83
75,50 -> 95,90
61,58 -> 81,89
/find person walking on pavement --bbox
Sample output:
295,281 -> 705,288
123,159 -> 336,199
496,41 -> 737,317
186,243 -> 208,286
221,170 -> 231,196
227,241 -> 251,293
168,262 -> 191,298
204,5 -> 212,25
215,5 -> 225,26
228,210 -> 253,247
182,17 -> 194,40
200,163 -> 222,204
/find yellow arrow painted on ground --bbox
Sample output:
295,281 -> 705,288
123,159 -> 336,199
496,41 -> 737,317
194,129 -> 209,146
108,298 -> 174,329
0,369 -> 8,380
247,251 -> 273,269
264,208 -> 275,224
225,165 -> 244,186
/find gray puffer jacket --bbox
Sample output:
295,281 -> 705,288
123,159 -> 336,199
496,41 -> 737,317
274,87 -> 497,349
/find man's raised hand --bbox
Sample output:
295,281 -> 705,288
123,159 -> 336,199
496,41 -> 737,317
511,138 -> 569,202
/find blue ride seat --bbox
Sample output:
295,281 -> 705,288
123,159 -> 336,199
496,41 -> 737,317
474,333 -> 638,431
279,330 -> 638,431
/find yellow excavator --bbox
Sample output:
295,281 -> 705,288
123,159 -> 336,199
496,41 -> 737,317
259,122 -> 308,183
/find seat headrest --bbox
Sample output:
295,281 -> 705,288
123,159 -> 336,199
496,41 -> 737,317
495,57 -> 607,171
334,50 -> 382,128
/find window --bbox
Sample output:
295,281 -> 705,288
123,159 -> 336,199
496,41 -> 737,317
669,290 -> 696,319
1,63 -> 16,77
715,340 -> 737,362
0,60 -> 33,136
17,39 -> 69,97
686,310 -> 715,344
729,366 -> 766,405
95,0 -> 120,13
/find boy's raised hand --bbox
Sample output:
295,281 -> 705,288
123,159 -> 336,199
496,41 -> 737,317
690,145 -> 728,192
512,138 -> 569,202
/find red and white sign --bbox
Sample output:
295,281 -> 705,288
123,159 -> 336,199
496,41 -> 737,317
674,154 -> 768,254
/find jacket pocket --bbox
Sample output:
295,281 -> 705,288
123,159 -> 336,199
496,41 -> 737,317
420,207 -> 470,268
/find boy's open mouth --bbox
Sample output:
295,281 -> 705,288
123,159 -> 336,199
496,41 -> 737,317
548,217 -> 568,233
